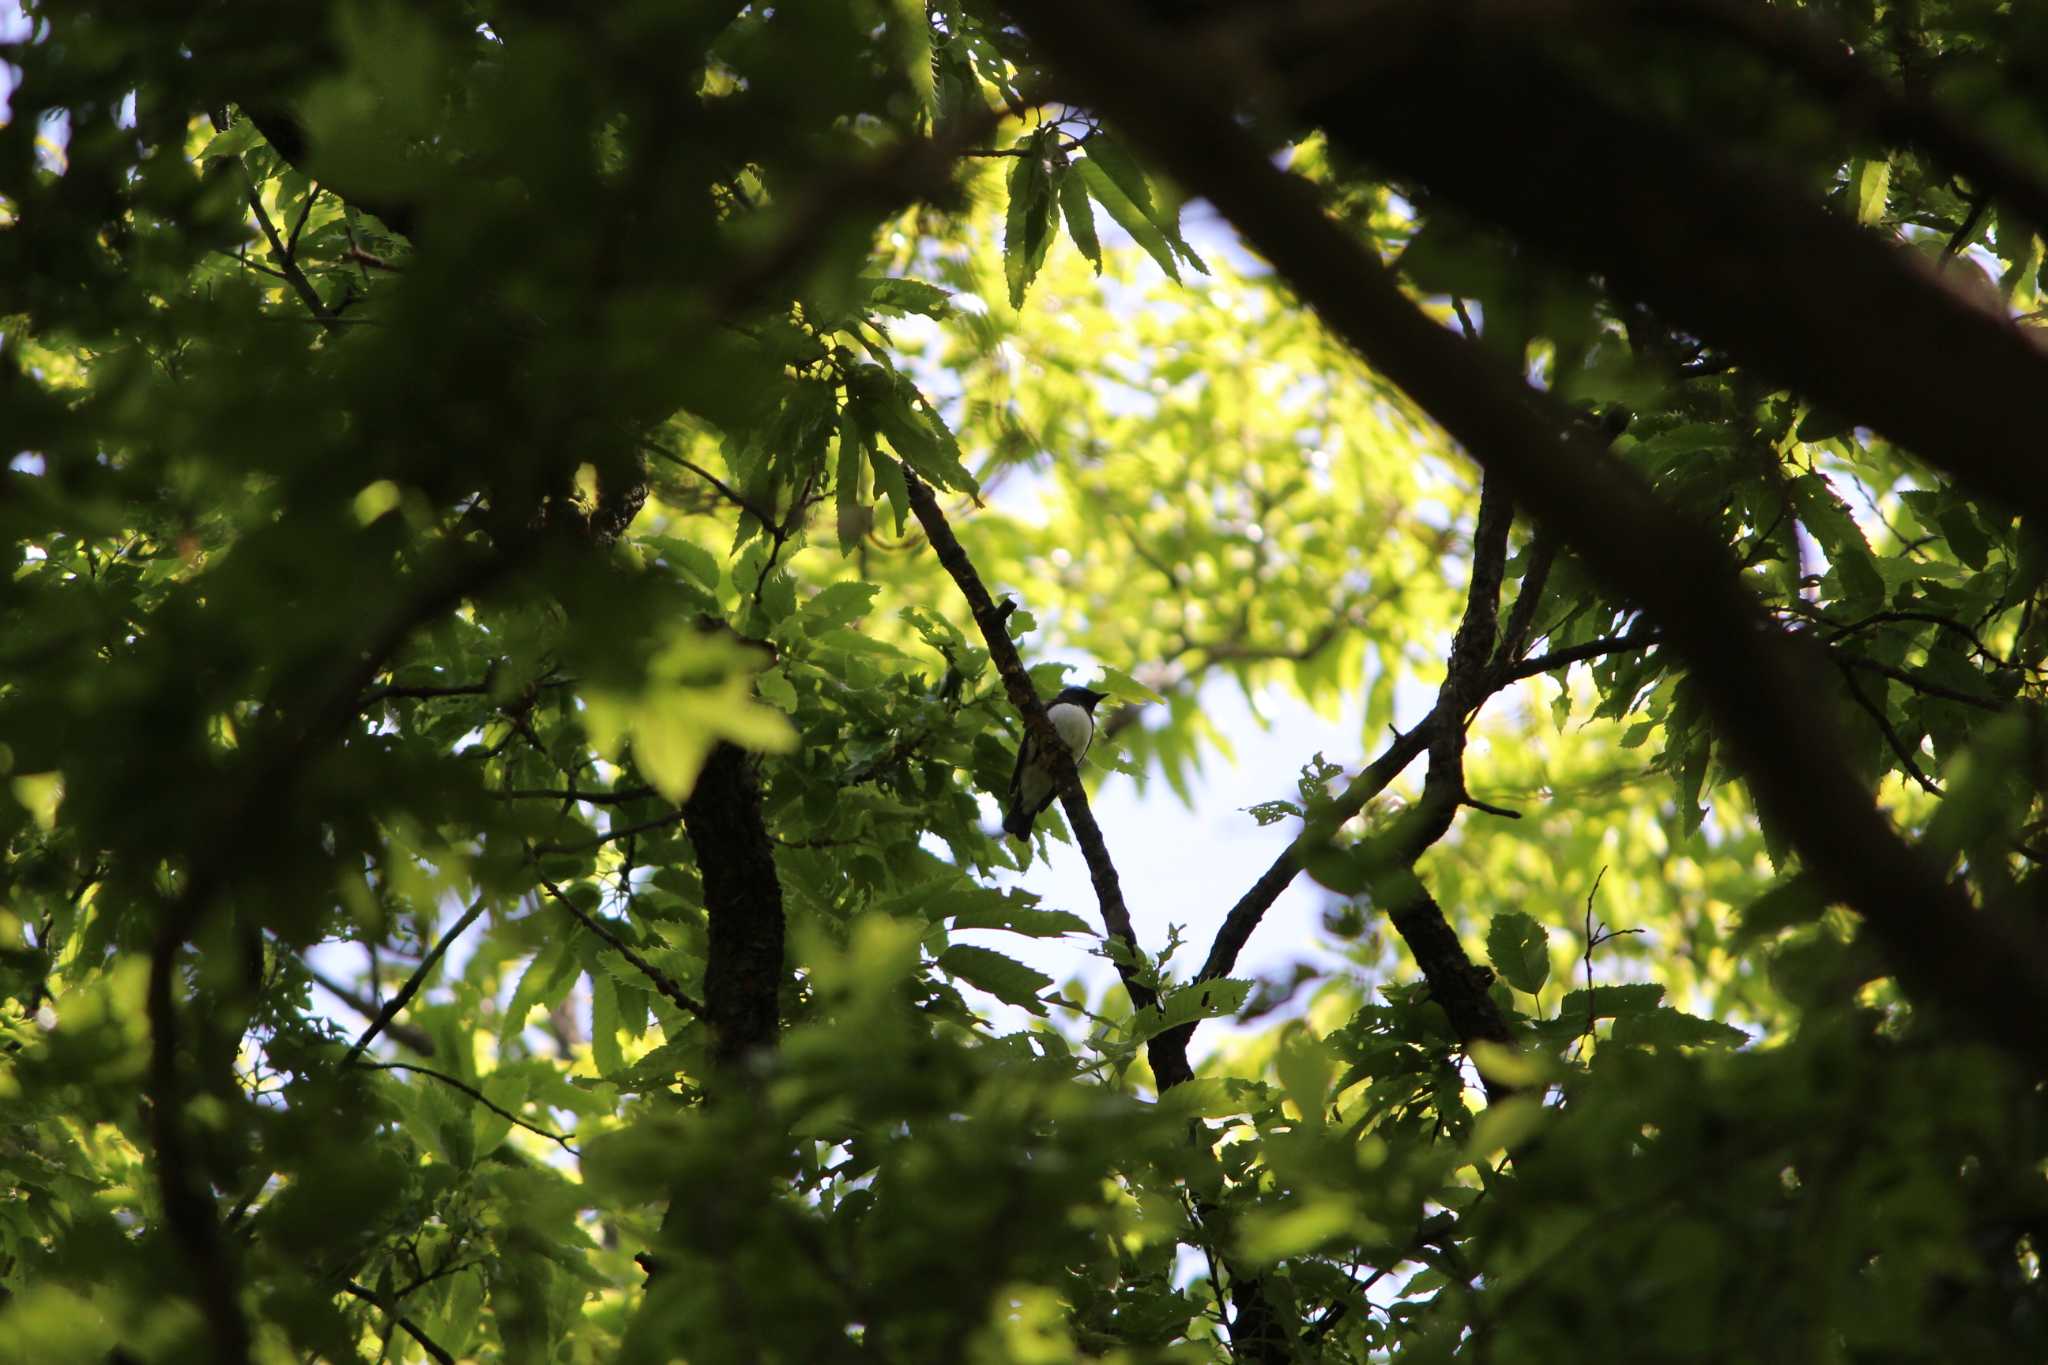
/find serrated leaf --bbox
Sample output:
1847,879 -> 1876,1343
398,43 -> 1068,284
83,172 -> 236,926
501,939 -> 579,1049
1485,911 -> 1550,994
590,971 -> 625,1077
870,372 -> 977,493
1676,732 -> 1710,838
1851,156 -> 1891,226
835,409 -> 867,555
199,119 -> 262,161
1132,978 -> 1252,1043
938,945 -> 1053,1014
1156,1076 -> 1266,1120
946,894 -> 1092,938
869,447 -> 909,535
1083,137 -> 1156,216
1247,799 -> 1303,827
1059,167 -> 1101,273
658,536 -> 721,590
1004,131 -> 1057,308
1610,1007 -> 1749,1049
1558,983 -> 1665,1022
1936,503 -> 1994,571
1095,665 -> 1166,706
602,1036 -> 695,1093
1077,158 -> 1180,283
1734,874 -> 1825,943
1789,474 -> 1885,608
795,581 -> 881,636
862,275 -> 951,318
755,665 -> 798,712
886,0 -> 935,121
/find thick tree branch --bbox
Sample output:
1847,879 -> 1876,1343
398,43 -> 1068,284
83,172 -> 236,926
1016,0 -> 2048,1072
1505,631 -> 1662,682
146,931 -> 252,1365
1273,2 -> 2048,527
680,742 -> 786,1070
1621,0 -> 2048,235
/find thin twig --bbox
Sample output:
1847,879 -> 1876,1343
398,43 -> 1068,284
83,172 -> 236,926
350,1062 -> 578,1153
285,179 -> 321,257
496,786 -> 660,805
342,896 -> 489,1066
302,960 -> 436,1056
1834,659 -> 1944,796
340,1280 -> 457,1365
534,874 -> 706,1018
534,809 -> 685,854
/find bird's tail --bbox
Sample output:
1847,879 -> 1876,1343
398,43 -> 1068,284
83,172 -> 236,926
1002,805 -> 1035,841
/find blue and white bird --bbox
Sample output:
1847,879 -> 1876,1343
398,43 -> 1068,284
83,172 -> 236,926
1003,685 -> 1110,840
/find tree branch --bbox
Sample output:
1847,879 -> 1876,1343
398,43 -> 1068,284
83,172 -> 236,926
679,742 -> 787,1070
342,896 -> 489,1066
1014,0 -> 2048,1072
301,960 -> 436,1057
146,931 -> 252,1365
350,1062 -> 578,1153
340,1280 -> 457,1365
899,467 -> 1189,1086
535,875 -> 706,1020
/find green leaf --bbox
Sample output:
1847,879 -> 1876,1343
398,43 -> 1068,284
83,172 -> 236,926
1131,978 -> 1252,1043
1247,799 -> 1303,827
1734,874 -> 1826,944
1788,473 -> 1881,609
1936,503 -> 1995,571
943,890 -> 1092,938
198,119 -> 262,162
602,1036 -> 695,1093
1077,158 -> 1181,283
836,408 -> 869,553
1610,1007 -> 1749,1050
1082,137 -> 1156,216
589,970 -> 625,1078
1155,1076 -> 1267,1120
794,581 -> 882,637
862,276 -> 952,319
886,0 -> 936,121
1485,911 -> 1551,995
1094,665 -> 1166,706
1059,168 -> 1101,274
937,945 -> 1054,1014
1850,156 -> 1892,226
870,447 -> 909,535
869,372 -> 978,494
1558,983 -> 1665,1022
755,665 -> 798,712
1004,131 -> 1058,308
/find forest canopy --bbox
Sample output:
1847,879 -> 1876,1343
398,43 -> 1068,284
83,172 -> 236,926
5,1 -> 2048,1361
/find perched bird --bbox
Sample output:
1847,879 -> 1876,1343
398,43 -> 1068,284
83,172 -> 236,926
1004,685 -> 1110,840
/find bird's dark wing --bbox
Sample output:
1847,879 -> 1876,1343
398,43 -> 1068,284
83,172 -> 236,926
1003,727 -> 1057,839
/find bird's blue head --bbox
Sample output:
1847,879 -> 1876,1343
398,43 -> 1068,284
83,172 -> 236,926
1053,685 -> 1110,712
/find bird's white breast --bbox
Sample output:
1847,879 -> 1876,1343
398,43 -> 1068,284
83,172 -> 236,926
1047,701 -> 1093,756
